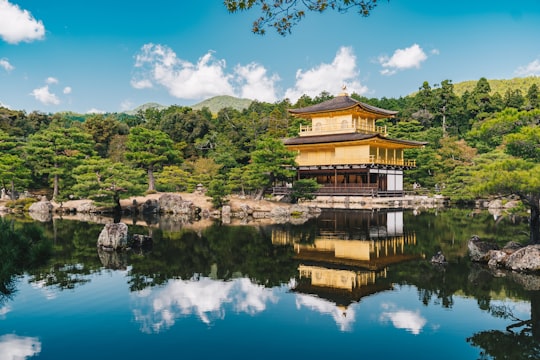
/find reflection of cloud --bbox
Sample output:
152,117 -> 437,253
0,305 -> 11,318
30,279 -> 58,300
379,303 -> 426,335
0,334 -> 42,359
295,294 -> 356,332
131,277 -> 277,333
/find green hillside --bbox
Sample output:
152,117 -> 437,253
452,76 -> 540,96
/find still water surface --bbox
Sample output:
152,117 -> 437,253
1,208 -> 539,359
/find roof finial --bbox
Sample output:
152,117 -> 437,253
339,84 -> 348,97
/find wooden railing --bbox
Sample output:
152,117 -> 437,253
296,156 -> 417,167
272,185 -> 404,197
299,124 -> 387,136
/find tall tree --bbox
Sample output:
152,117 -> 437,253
0,130 -> 30,198
24,126 -> 96,199
526,83 -> 539,110
246,136 -> 297,199
125,127 -> 181,191
71,157 -> 146,215
82,114 -> 127,157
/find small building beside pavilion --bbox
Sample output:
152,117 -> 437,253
281,91 -> 426,197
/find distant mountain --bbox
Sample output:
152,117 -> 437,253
124,102 -> 168,115
126,96 -> 253,116
191,95 -> 253,113
452,76 -> 540,96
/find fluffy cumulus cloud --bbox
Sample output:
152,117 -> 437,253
132,43 -> 282,102
63,86 -> 72,94
0,58 -> 14,72
0,334 -> 42,359
379,44 -> 428,76
515,59 -> 540,76
0,0 -> 45,44
132,44 -> 236,100
284,46 -> 368,102
235,62 -> 279,102
30,85 -> 60,105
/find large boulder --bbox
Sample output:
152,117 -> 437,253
504,245 -> 540,272
158,193 -> 194,214
468,235 -> 500,262
97,223 -> 128,250
28,196 -> 53,214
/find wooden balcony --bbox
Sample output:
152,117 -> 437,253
296,156 -> 416,168
299,123 -> 387,137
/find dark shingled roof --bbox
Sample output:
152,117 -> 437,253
283,133 -> 427,147
288,95 -> 398,117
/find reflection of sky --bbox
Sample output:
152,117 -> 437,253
131,276 -> 278,333
379,302 -> 427,335
295,294 -> 356,332
0,334 -> 41,360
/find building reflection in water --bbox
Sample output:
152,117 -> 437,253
273,210 -> 421,311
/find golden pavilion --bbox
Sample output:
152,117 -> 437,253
282,90 -> 425,197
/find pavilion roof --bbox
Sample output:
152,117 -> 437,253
283,133 -> 426,147
288,95 -> 398,118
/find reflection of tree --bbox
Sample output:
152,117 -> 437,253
127,223 -> 297,291
26,219 -> 104,290
0,218 -> 52,303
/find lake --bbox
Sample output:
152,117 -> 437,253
1,207 -> 539,360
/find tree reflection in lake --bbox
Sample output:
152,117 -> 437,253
1,207 -> 539,359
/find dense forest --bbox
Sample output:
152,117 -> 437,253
1,76 -> 540,218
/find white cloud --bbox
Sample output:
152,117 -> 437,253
515,59 -> 540,76
63,86 -> 72,94
46,77 -> 58,84
0,0 -> 45,44
379,44 -> 428,76
284,46 -> 368,102
132,44 -> 235,100
0,334 -> 42,359
86,108 -> 106,114
235,62 -> 279,102
30,85 -> 60,105
132,43 -> 280,102
0,58 -> 14,72
120,99 -> 134,111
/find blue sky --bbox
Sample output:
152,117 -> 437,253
1,0 -> 540,114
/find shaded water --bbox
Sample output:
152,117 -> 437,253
1,208 -> 539,359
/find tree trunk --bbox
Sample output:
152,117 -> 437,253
113,192 -> 122,223
10,179 -> 15,200
530,202 -> 540,244
148,167 -> 155,191
53,173 -> 59,199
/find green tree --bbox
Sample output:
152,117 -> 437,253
247,136 -> 296,199
71,157 -> 146,214
224,0 -> 380,35
473,154 -> 540,244
290,178 -> 320,203
526,83 -> 539,110
0,130 -> 30,198
25,126 -> 96,199
82,114 -> 127,157
125,127 -> 181,191
155,165 -> 191,192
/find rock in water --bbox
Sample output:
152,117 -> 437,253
97,223 -> 128,250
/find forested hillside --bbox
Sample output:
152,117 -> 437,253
1,76 -> 539,216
